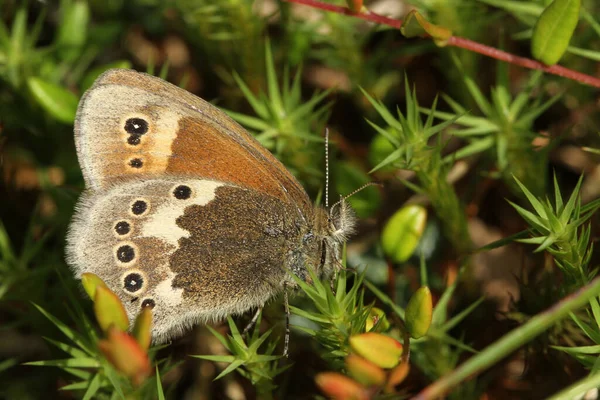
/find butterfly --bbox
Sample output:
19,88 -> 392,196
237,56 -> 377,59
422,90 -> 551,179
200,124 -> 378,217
66,69 -> 355,344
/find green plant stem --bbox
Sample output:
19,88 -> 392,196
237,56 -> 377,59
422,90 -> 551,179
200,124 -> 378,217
284,0 -> 600,88
412,276 -> 600,399
417,170 -> 472,256
548,371 -> 600,400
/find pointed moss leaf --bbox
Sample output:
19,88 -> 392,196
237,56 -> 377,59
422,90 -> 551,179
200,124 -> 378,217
81,373 -> 101,400
156,366 -> 166,400
60,381 -> 90,391
32,304 -> 93,355
369,134 -> 398,173
531,0 -> 581,65
25,357 -> 100,368
382,205 -> 427,263
27,77 -> 79,124
405,286 -> 433,339
43,337 -> 89,359
365,281 -> 405,319
215,359 -> 245,380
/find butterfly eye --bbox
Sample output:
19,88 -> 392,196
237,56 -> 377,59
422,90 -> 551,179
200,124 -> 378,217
128,158 -> 143,169
123,272 -> 144,293
124,118 -> 149,135
141,299 -> 155,309
130,199 -> 149,216
172,184 -> 192,200
114,220 -> 131,236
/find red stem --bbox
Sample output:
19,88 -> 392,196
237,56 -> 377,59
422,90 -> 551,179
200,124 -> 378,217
284,0 -> 600,89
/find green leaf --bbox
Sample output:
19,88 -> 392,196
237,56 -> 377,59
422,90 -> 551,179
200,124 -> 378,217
552,344 -> 600,355
25,357 -> 100,368
156,366 -> 166,400
43,337 -> 89,358
27,77 -> 79,124
60,381 -> 90,391
531,0 -> 581,65
81,373 -> 101,400
365,281 -> 405,319
567,45 -> 600,61
513,176 -> 548,219
215,359 -> 245,380
32,304 -> 93,355
289,306 -> 331,324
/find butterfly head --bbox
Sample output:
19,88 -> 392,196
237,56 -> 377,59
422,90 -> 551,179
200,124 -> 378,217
295,198 -> 355,281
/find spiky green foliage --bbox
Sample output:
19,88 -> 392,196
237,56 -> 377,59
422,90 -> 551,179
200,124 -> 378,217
510,174 -> 599,283
25,303 -> 172,399
364,79 -> 471,254
289,269 -> 373,366
192,315 -> 287,398
427,59 -> 560,198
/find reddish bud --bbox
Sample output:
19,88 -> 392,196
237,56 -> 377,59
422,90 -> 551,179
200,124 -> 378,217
346,354 -> 386,386
98,327 -> 151,386
316,372 -> 368,400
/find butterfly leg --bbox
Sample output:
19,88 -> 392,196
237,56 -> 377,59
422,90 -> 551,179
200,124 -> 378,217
283,286 -> 290,358
330,271 -> 337,295
242,307 -> 262,335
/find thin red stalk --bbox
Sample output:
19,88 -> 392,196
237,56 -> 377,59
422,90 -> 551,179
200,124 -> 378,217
284,0 -> 600,89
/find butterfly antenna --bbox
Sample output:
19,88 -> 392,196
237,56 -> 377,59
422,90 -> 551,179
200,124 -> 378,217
325,128 -> 330,209
331,182 -> 381,210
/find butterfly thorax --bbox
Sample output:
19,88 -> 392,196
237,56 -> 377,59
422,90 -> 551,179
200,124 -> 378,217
289,201 -> 356,284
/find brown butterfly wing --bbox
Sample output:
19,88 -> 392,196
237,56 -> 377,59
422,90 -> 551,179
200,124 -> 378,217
74,69 -> 311,211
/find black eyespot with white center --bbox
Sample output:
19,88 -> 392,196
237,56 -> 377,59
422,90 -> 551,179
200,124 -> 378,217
141,299 -> 155,309
124,118 -> 149,135
116,244 -> 136,263
173,184 -> 192,200
114,220 -> 131,236
130,199 -> 149,216
127,135 -> 141,146
129,158 -> 143,168
124,272 -> 144,293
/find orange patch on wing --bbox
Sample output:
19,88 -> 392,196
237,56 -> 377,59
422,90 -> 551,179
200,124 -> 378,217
168,117 -> 289,202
